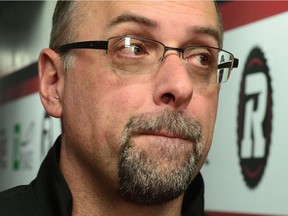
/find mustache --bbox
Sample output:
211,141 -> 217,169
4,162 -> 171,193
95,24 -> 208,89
123,110 -> 202,144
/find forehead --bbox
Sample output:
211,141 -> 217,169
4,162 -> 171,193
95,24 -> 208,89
76,1 -> 219,44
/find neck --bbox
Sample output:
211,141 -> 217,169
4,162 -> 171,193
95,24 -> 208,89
66,167 -> 184,216
59,138 -> 184,216
71,193 -> 183,216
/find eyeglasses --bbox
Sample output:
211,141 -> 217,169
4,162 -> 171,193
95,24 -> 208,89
54,35 -> 238,83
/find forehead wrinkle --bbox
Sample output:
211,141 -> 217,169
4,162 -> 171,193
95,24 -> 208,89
107,12 -> 159,31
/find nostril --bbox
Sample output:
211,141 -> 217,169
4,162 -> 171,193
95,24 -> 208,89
161,93 -> 175,104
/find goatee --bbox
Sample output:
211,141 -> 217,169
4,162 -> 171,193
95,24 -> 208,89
118,110 -> 203,205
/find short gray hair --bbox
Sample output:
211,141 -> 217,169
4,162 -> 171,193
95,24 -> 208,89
214,1 -> 224,48
50,1 -> 78,70
50,1 -> 77,49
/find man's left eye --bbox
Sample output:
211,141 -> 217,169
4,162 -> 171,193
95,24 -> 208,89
199,54 -> 211,66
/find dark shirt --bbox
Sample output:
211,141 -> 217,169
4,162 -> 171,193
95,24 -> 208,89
0,136 -> 205,216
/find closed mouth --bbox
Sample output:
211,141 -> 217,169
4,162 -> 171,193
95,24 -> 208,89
136,130 -> 186,140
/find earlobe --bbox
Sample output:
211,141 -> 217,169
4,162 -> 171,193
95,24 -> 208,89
38,48 -> 64,118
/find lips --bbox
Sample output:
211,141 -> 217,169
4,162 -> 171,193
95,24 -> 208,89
123,110 -> 203,145
138,130 -> 186,140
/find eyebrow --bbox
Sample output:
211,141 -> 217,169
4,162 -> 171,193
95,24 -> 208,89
188,26 -> 221,46
107,13 -> 159,30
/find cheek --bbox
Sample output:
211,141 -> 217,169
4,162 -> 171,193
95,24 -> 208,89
193,85 -> 219,122
192,86 -> 219,144
74,70 -> 150,143
100,83 -> 150,134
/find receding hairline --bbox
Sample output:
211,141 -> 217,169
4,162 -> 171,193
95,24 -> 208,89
51,0 -> 222,47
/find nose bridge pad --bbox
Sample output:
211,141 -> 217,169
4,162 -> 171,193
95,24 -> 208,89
160,47 -> 183,63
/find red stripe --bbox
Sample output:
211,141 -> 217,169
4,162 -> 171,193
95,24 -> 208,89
0,76 -> 39,105
220,1 -> 288,31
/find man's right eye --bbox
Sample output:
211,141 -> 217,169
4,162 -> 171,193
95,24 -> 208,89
118,43 -> 148,57
130,45 -> 147,56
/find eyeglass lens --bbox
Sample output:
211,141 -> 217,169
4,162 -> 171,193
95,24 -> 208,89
106,36 -> 234,83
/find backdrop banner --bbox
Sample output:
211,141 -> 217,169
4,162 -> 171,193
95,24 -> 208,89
202,2 -> 288,216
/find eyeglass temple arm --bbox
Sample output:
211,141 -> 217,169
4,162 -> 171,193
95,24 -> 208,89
53,41 -> 109,53
218,58 -> 239,69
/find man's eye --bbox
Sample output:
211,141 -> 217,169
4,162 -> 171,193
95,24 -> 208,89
185,48 -> 213,68
116,43 -> 148,57
130,45 -> 147,56
185,54 -> 212,68
198,54 -> 211,66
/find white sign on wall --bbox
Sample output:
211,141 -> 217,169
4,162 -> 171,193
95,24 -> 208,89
202,7 -> 288,216
0,92 -> 61,191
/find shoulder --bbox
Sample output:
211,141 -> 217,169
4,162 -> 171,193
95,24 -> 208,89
0,184 -> 40,216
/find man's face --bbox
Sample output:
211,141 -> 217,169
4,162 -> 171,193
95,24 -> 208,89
60,1 -> 220,205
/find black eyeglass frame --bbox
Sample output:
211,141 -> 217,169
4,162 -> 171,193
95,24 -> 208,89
53,36 -> 239,70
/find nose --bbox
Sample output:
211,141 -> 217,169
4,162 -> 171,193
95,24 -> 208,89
153,54 -> 193,110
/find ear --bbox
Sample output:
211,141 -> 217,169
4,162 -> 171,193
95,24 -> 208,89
38,48 -> 64,118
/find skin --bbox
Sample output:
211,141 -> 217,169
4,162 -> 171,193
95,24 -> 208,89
38,1 -> 220,216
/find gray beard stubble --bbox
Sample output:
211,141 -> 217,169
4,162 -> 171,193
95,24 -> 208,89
118,110 -> 203,205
